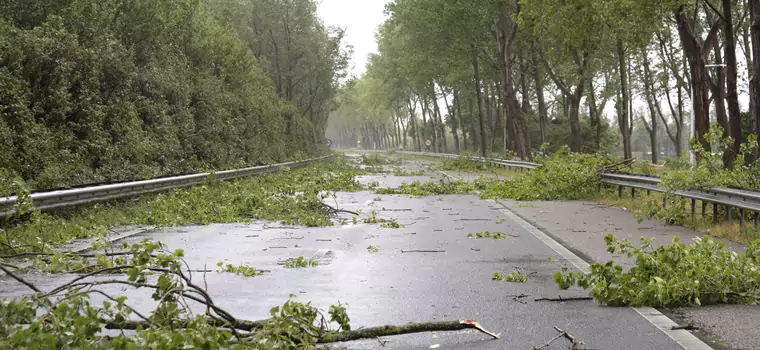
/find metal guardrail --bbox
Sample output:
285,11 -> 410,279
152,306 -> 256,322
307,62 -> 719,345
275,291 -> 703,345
601,173 -> 760,227
0,155 -> 334,219
401,151 -> 760,227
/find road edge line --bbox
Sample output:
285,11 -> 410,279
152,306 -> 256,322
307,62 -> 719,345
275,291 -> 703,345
490,198 -> 713,350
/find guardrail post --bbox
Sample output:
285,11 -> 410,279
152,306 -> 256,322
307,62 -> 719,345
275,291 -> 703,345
713,203 -> 718,222
662,195 -> 667,209
726,206 -> 732,223
691,199 -> 696,219
739,209 -> 744,228
631,188 -> 636,198
618,185 -> 623,199
702,202 -> 707,216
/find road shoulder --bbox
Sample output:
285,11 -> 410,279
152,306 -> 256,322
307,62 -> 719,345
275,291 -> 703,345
500,198 -> 760,350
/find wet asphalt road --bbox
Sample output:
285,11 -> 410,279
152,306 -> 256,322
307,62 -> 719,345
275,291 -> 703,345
0,154 -> 692,349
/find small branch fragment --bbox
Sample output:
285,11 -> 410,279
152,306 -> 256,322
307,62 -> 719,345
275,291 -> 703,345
401,249 -> 445,253
534,326 -> 585,349
534,296 -> 593,302
318,320 -> 499,343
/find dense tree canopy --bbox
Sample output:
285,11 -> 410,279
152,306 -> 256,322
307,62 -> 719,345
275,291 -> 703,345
0,0 -> 349,189
329,0 -> 759,166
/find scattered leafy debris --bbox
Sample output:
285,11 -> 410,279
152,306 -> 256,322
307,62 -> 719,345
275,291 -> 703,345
392,168 -> 424,176
367,245 -> 379,253
553,234 -> 760,307
438,154 -> 490,172
479,146 -> 619,201
380,221 -> 404,228
216,262 -> 263,277
283,256 -> 318,268
492,271 -> 528,283
375,178 -> 490,196
0,157 -> 366,256
467,232 -> 509,239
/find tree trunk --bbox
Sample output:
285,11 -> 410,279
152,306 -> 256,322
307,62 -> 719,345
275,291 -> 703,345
442,87 -> 461,154
533,56 -> 548,145
468,96 -> 478,153
407,98 -> 421,151
494,81 -> 504,149
432,87 -> 447,153
617,39 -> 632,160
588,79 -> 600,152
472,44 -> 488,158
723,0 -> 742,169
675,9 -> 718,158
752,0 -> 760,152
494,10 -> 531,160
455,89 -> 467,152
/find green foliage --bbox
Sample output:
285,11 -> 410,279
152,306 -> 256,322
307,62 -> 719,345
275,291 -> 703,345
492,271 -> 528,283
366,245 -> 379,253
0,157 -> 365,256
375,178 -> 485,196
438,154 -> 490,172
467,232 -> 508,239
380,221 -> 404,229
0,0 -> 345,190
216,262 -> 263,277
0,239 -> 357,349
553,234 -> 760,307
480,146 -> 618,200
283,256 -> 317,269
635,125 -> 760,224
392,167 -> 424,176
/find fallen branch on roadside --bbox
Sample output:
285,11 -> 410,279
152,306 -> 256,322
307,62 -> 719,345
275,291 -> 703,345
320,202 -> 358,216
534,296 -> 593,302
317,320 -> 499,343
533,326 -> 584,349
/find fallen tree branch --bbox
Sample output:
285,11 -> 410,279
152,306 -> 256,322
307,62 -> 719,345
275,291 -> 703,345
0,265 -> 42,293
320,202 -> 358,216
534,326 -> 584,349
317,320 -> 500,343
105,317 -> 269,331
401,249 -> 445,253
534,296 -> 593,302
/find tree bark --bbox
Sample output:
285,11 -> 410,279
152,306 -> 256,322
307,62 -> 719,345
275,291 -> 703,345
472,44 -> 488,158
494,8 -> 531,159
751,0 -> 760,152
533,53 -> 548,145
468,95 -> 479,153
455,89 -> 467,152
432,87 -> 447,153
723,0 -> 742,169
617,39 -> 632,160
674,8 -> 721,158
407,97 -> 421,151
642,50 -> 659,164
442,86 -> 461,154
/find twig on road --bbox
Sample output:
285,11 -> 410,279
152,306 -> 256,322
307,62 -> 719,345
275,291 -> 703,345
534,296 -> 593,302
534,326 -> 585,349
401,249 -> 445,253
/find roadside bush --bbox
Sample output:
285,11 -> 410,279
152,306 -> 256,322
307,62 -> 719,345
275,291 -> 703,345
0,1 -> 328,190
480,146 -> 618,200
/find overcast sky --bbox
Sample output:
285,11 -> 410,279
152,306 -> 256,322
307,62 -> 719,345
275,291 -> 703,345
317,0 -> 388,77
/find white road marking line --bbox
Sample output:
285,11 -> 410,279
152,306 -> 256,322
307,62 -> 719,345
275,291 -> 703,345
491,199 -> 713,350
